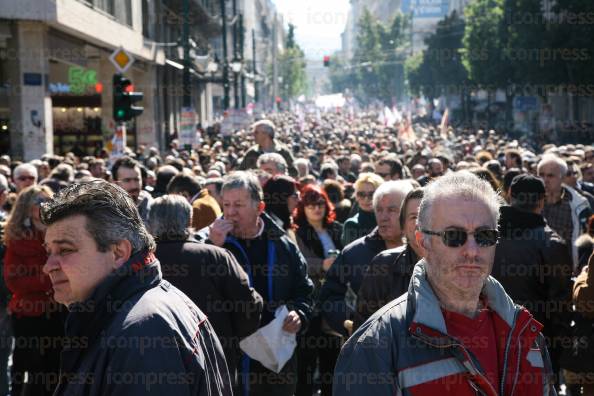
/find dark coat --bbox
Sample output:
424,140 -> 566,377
319,228 -> 386,337
493,206 -> 573,349
154,238 -> 263,377
238,141 -> 297,177
341,209 -> 377,246
203,212 -> 314,334
295,221 -> 343,291
353,244 -> 419,331
54,251 -> 232,396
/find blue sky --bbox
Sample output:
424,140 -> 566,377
272,0 -> 350,59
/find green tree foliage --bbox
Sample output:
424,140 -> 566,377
278,23 -> 308,100
405,11 -> 467,100
328,8 -> 409,105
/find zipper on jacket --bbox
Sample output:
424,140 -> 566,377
411,332 -> 498,396
500,309 -> 520,396
509,319 -> 532,396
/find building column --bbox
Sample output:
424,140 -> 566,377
7,21 -> 53,160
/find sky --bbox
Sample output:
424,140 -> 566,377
272,0 -> 351,60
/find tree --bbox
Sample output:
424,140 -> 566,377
278,24 -> 308,101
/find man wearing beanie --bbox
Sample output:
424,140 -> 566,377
492,173 -> 573,388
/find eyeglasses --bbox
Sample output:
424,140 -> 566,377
17,176 -> 35,182
356,191 -> 375,200
421,228 -> 499,248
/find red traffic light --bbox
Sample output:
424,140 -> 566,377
323,55 -> 330,67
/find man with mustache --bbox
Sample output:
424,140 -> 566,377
334,171 -> 555,396
111,156 -> 152,225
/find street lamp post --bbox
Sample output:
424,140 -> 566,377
182,0 -> 191,108
220,0 -> 230,110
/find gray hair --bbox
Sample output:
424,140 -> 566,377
221,171 -> 263,204
0,174 -> 8,192
257,153 -> 287,174
373,180 -> 415,211
252,119 -> 275,138
148,195 -> 191,240
417,171 -> 503,235
537,154 -> 568,177
14,163 -> 38,181
40,180 -> 155,253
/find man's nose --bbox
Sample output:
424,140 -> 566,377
43,254 -> 60,275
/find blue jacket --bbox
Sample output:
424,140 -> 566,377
54,250 -> 232,396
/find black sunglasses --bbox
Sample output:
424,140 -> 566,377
421,228 -> 499,248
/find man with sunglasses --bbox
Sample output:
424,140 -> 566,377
334,171 -> 555,396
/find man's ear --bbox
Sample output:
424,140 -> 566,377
258,201 -> 266,214
112,239 -> 133,269
415,230 -> 428,256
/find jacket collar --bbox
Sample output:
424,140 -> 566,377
408,260 -> 518,335
65,250 -> 161,339
498,206 -> 545,233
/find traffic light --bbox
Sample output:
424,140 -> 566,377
113,74 -> 143,122
323,55 -> 330,67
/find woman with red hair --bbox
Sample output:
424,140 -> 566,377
293,184 -> 343,396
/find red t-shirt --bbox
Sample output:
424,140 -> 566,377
442,306 -> 500,390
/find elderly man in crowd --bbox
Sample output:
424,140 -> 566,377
206,171 -> 313,396
239,120 -> 297,177
41,181 -> 232,395
538,154 -> 592,273
319,180 -> 413,338
148,194 -> 262,388
333,171 -> 555,395
256,152 -> 288,176
12,163 -> 38,193
353,187 -> 424,331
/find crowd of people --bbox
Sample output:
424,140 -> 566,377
0,110 -> 593,395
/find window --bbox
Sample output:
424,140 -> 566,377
93,0 -> 114,16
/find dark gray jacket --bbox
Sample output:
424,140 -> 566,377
155,238 -> 263,378
353,244 -> 418,331
54,251 -> 232,396
319,228 -> 386,337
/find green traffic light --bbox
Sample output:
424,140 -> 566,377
116,109 -> 126,118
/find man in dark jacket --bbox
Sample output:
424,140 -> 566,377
492,174 -> 573,384
207,171 -> 313,396
41,181 -> 232,395
353,188 -> 424,331
149,194 -> 263,386
319,181 -> 413,337
239,120 -> 297,177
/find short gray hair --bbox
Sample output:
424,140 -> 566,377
148,195 -> 191,240
14,163 -> 38,181
417,171 -> 503,233
41,180 -> 155,253
537,154 -> 568,177
252,119 -> 275,138
372,180 -> 414,211
221,171 -> 263,204
257,153 -> 287,174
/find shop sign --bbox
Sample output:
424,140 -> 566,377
49,66 -> 99,95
